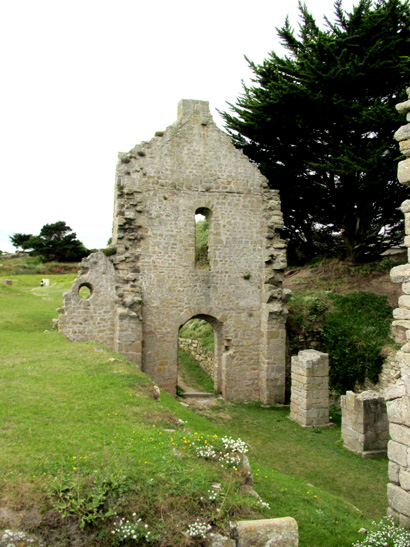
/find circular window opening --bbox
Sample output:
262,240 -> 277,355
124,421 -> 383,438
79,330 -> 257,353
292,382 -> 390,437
78,283 -> 93,299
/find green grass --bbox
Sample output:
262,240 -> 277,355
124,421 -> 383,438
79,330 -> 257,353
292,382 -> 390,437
178,348 -> 215,393
0,274 -> 391,546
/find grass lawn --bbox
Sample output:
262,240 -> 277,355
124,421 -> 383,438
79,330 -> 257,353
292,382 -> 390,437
0,272 -> 391,546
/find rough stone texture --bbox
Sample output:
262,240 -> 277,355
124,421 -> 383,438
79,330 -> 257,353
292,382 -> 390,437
341,391 -> 388,458
387,87 -> 410,526
290,350 -> 330,428
235,518 -> 298,547
58,100 -> 288,402
206,533 -> 236,547
58,252 -> 118,348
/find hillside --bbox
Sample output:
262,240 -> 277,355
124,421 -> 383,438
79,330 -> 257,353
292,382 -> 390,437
0,265 -> 396,546
284,259 -> 402,308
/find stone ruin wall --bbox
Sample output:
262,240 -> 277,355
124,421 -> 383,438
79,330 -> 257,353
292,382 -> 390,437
58,100 -> 289,403
387,87 -> 410,527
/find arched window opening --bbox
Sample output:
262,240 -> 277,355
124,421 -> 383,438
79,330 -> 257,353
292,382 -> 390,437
195,207 -> 211,270
177,317 -> 215,395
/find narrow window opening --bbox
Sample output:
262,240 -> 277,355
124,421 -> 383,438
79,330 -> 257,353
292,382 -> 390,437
195,207 -> 211,270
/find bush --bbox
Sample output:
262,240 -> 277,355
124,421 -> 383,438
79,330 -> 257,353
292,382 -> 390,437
286,291 -> 330,354
322,292 -> 392,393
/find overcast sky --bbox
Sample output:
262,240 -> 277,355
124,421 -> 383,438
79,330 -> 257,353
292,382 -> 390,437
0,0 -> 355,253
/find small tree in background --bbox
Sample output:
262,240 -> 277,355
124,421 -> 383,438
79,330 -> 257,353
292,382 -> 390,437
221,0 -> 410,264
10,221 -> 89,262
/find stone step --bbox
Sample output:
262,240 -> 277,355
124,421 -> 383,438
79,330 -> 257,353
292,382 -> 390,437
183,392 -> 214,399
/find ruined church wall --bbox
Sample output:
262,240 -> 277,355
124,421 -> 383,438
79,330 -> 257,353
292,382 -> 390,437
112,100 -> 287,401
59,100 -> 288,403
58,251 -> 117,348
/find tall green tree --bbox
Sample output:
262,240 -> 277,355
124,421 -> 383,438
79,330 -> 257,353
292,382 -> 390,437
10,221 -> 88,262
222,0 -> 410,263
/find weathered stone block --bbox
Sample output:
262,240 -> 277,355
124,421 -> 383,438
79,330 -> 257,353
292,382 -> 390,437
389,423 -> 410,446
398,159 -> 410,186
388,483 -> 410,518
400,468 -> 410,491
389,461 -> 400,484
236,518 -> 298,547
388,440 -> 408,467
387,397 -> 410,427
391,264 -> 410,284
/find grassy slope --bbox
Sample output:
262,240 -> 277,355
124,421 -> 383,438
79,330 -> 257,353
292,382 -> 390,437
0,272 -> 389,546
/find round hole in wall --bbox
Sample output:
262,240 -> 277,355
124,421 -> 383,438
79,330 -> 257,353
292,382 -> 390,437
78,283 -> 93,299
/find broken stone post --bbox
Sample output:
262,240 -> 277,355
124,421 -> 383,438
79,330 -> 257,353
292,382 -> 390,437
387,86 -> 410,527
341,391 -> 388,458
290,349 -> 330,428
235,518 -> 299,547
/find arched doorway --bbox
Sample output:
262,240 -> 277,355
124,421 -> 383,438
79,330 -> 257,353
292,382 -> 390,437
177,314 -> 223,395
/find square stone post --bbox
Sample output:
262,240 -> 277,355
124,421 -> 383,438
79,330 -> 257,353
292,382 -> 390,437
341,391 -> 388,458
290,349 -> 330,428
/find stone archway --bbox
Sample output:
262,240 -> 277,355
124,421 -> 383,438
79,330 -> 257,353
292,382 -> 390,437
176,313 -> 223,395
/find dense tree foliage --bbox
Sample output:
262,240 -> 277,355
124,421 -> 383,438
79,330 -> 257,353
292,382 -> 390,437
10,221 -> 89,262
222,0 -> 410,263
9,233 -> 33,251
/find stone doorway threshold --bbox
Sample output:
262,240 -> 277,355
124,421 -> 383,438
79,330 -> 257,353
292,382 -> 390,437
177,377 -> 215,402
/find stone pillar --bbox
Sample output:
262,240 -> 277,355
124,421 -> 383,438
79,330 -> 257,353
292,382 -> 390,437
341,391 -> 388,458
387,87 -> 410,527
290,349 -> 330,428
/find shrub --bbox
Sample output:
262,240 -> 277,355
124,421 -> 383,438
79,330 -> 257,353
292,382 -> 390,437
286,291 -> 329,354
322,292 -> 392,393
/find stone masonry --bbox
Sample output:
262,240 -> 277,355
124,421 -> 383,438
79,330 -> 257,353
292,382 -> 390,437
290,349 -> 330,428
58,100 -> 288,403
341,391 -> 388,458
387,87 -> 410,527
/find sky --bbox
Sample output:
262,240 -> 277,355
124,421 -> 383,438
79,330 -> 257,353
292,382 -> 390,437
0,0 -> 355,253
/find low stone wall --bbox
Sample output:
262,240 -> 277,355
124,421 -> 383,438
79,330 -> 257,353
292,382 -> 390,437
290,349 -> 330,428
179,337 -> 214,378
341,391 -> 388,458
